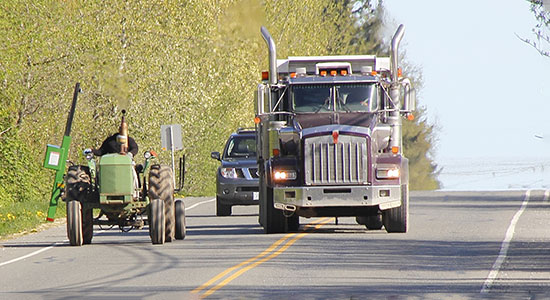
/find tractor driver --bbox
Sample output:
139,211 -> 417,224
92,133 -> 139,158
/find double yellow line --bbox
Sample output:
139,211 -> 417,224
191,217 -> 334,298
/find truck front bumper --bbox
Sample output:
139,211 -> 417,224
273,185 -> 402,211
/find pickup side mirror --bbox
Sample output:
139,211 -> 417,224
211,151 -> 221,161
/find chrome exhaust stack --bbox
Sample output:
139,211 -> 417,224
390,24 -> 405,83
261,26 -> 278,86
389,24 -> 405,153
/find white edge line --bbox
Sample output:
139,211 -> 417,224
480,189 -> 531,294
0,242 -> 63,268
184,198 -> 216,211
0,197 -> 215,268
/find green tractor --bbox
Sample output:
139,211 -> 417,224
63,111 -> 186,246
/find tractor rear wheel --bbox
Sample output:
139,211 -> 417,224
66,166 -> 92,202
67,200 -> 83,246
148,165 -> 175,242
82,208 -> 93,244
175,199 -> 186,240
150,198 -> 165,244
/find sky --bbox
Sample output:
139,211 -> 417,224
383,1 -> 550,189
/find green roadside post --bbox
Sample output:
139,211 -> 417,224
43,83 -> 81,222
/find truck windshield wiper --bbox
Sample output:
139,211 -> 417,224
314,96 -> 332,113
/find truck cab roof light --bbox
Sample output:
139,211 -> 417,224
330,70 -> 337,76
340,70 -> 348,76
361,66 -> 372,75
296,67 -> 307,77
320,70 -> 327,77
290,72 -> 297,78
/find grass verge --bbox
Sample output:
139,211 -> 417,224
0,200 -> 66,239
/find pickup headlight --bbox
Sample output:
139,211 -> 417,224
273,169 -> 297,181
221,168 -> 238,178
376,167 -> 400,179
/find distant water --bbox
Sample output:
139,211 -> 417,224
437,156 -> 550,191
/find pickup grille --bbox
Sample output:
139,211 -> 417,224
304,135 -> 368,185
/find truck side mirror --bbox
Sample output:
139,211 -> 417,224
403,84 -> 416,112
210,152 -> 221,161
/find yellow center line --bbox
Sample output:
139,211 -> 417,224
196,217 -> 334,299
191,233 -> 295,294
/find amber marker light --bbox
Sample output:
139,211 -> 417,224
340,70 -> 348,76
320,70 -> 327,77
290,72 -> 296,78
371,71 -> 378,76
330,70 -> 337,76
272,149 -> 280,156
332,130 -> 339,144
254,116 -> 261,124
398,68 -> 403,77
391,146 -> 399,154
261,71 -> 269,81
407,114 -> 415,121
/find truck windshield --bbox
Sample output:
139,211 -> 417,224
292,83 -> 377,113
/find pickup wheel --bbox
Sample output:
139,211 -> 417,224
67,200 -> 83,246
383,185 -> 409,233
216,196 -> 232,216
174,199 -> 186,240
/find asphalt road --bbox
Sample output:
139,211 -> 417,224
1,191 -> 550,299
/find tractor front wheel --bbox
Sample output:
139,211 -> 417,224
67,200 -> 83,246
150,198 -> 165,244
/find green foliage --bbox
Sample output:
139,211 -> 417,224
0,0 -> 440,237
523,0 -> 550,57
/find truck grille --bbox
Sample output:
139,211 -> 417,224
304,135 -> 368,185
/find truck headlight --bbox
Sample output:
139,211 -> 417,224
273,169 -> 297,181
376,167 -> 400,179
221,168 -> 238,178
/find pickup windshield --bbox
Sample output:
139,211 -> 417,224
224,136 -> 256,159
292,83 -> 377,113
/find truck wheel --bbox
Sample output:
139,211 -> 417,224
66,166 -> 92,202
383,185 -> 409,233
356,215 -> 383,230
150,198 -> 165,244
67,200 -> 83,246
285,214 -> 299,232
82,208 -> 94,244
216,196 -> 232,216
262,187 -> 286,233
149,165 -> 174,242
175,199 -> 186,240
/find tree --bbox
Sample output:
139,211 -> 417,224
522,0 -> 550,56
